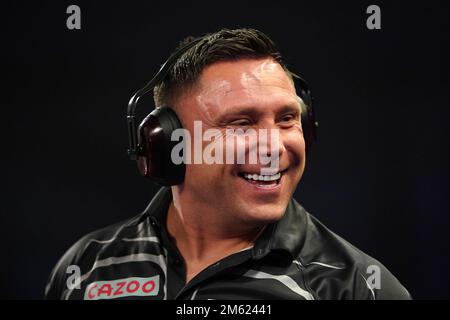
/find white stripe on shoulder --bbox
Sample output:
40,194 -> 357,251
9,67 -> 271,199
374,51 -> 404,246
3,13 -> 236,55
293,260 -> 345,270
243,269 -> 314,300
308,261 -> 345,269
85,236 -> 160,245
359,273 -> 376,300
122,236 -> 160,242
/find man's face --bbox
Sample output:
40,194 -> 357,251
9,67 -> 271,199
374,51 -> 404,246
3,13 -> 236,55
175,58 -> 305,226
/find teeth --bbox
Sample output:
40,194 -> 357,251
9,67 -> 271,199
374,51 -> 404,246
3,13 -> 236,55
243,172 -> 281,181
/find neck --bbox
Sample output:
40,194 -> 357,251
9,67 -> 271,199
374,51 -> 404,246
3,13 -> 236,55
167,186 -> 265,269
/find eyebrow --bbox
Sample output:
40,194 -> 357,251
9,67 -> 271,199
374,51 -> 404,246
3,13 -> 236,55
229,102 -> 301,115
276,103 -> 302,114
216,102 -> 301,120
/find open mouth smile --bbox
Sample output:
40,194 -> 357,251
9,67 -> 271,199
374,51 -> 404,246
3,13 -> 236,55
237,169 -> 287,188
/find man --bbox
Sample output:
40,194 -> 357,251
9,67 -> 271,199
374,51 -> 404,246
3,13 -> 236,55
45,28 -> 411,300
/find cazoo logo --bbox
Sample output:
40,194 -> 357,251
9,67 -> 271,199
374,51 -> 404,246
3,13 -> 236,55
83,275 -> 160,300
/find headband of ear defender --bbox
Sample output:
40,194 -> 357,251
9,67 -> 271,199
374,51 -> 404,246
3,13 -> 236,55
126,37 -> 318,186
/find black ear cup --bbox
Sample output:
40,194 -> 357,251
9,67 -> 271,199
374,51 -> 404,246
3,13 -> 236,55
137,107 -> 185,186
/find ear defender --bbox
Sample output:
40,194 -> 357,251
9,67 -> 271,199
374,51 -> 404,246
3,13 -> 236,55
126,38 -> 203,186
136,107 -> 185,186
127,38 -> 318,186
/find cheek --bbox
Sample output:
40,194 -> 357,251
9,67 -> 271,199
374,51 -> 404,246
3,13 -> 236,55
284,126 -> 306,161
183,164 -> 210,190
184,162 -> 229,184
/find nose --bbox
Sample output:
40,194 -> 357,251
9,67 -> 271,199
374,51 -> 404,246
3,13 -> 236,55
257,123 -> 285,172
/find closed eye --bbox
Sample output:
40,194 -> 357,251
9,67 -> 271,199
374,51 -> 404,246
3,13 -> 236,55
229,119 -> 252,126
281,114 -> 295,122
278,112 -> 299,125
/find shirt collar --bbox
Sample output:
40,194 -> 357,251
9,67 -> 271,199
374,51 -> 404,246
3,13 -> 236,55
142,187 -> 307,260
252,197 -> 308,261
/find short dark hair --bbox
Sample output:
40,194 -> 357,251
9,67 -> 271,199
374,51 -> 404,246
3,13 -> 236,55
153,28 -> 295,108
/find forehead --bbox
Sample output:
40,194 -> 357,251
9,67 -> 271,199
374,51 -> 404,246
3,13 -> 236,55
199,58 -> 294,90
193,58 -> 298,115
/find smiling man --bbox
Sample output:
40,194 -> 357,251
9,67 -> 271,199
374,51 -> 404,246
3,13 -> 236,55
45,28 -> 411,300
167,57 -> 305,284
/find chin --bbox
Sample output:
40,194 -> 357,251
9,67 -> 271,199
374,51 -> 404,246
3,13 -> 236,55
238,202 -> 287,225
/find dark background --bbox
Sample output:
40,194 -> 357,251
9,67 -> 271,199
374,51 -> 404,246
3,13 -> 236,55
2,0 -> 449,299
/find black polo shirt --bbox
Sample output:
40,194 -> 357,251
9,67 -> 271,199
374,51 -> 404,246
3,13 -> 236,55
45,187 -> 411,300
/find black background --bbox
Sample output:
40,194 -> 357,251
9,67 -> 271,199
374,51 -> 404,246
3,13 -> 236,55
2,0 -> 449,299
